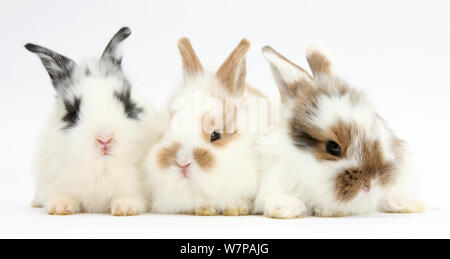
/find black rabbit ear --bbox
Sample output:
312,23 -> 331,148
25,43 -> 76,89
100,27 -> 131,68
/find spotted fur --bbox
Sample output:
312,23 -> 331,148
255,44 -> 423,218
144,38 -> 260,215
27,27 -> 161,216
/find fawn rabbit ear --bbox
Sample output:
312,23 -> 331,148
216,39 -> 250,96
262,46 -> 313,100
25,43 -> 76,89
100,27 -> 131,69
177,37 -> 204,77
306,43 -> 335,77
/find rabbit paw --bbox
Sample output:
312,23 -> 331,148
111,197 -> 146,216
30,200 -> 42,208
264,194 -> 307,219
223,207 -> 252,216
191,207 -> 218,216
46,196 -> 80,215
313,210 -> 348,217
379,198 -> 426,214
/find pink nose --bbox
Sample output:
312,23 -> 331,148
176,161 -> 191,177
96,136 -> 113,145
176,162 -> 191,168
362,183 -> 371,192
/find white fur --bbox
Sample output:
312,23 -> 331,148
143,73 -> 260,214
255,46 -> 423,218
262,46 -> 311,85
263,194 -> 308,219
311,80 -> 377,132
33,60 -> 161,215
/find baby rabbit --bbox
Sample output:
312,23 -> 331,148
26,27 -> 160,216
144,38 -> 263,216
254,44 -> 425,218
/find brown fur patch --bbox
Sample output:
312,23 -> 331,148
290,116 -> 393,202
201,99 -> 241,148
216,39 -> 250,96
288,76 -> 361,105
288,78 -> 363,156
335,140 -> 393,202
290,118 -> 354,161
284,76 -> 359,105
202,131 -> 240,148
193,148 -> 215,169
156,142 -> 181,169
306,49 -> 332,76
178,38 -> 203,76
311,122 -> 357,161
201,116 -> 240,148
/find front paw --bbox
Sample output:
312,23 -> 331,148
223,207 -> 252,216
111,197 -> 146,216
31,200 -> 42,208
379,198 -> 426,214
313,210 -> 348,217
264,194 -> 308,219
190,207 -> 219,216
46,196 -> 80,215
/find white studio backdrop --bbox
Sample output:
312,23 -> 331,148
0,0 -> 449,238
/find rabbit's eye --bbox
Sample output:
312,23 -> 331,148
326,140 -> 341,157
114,88 -> 143,120
210,131 -> 221,143
62,97 -> 81,129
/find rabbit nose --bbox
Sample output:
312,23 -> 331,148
176,158 -> 192,177
176,161 -> 192,168
96,136 -> 113,145
362,183 -> 371,192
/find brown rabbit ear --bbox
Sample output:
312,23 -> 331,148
306,43 -> 335,77
216,39 -> 250,96
262,46 -> 314,101
177,38 -> 203,77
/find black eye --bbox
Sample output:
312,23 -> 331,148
326,140 -> 341,157
114,87 -> 143,120
210,131 -> 221,143
62,97 -> 81,129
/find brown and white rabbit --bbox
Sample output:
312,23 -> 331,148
143,38 -> 264,216
254,44 -> 425,218
26,27 -> 161,216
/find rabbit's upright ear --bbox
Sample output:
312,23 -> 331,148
25,43 -> 76,89
216,39 -> 250,96
262,46 -> 313,101
306,43 -> 335,77
101,27 -> 132,69
177,37 -> 204,78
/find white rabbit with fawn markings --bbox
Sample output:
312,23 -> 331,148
254,44 -> 425,218
144,38 -> 265,216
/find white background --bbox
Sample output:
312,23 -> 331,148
1,0 -> 449,238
